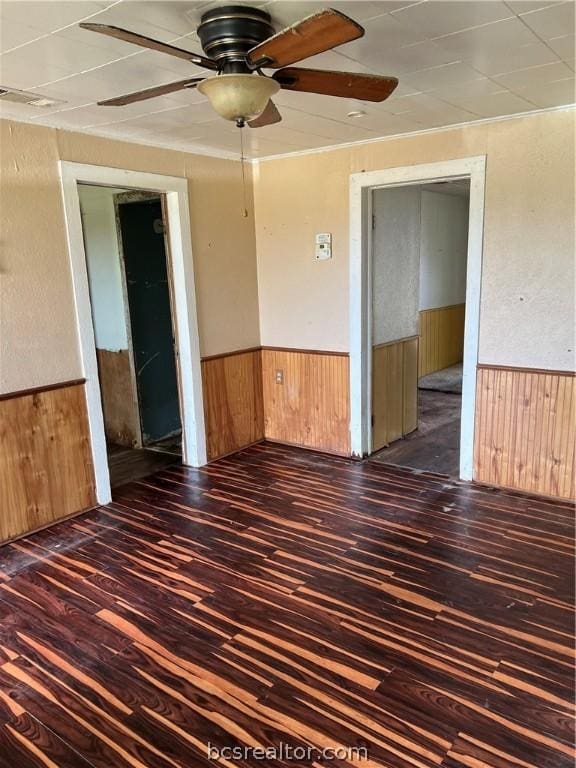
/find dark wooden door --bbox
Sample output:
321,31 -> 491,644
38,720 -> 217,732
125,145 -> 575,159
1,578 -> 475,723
118,198 -> 181,445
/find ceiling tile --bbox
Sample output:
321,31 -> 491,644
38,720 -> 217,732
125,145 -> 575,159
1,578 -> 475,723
85,1 -> 200,39
492,60 -> 574,87
276,106 -> 380,140
76,55 -> 197,93
28,72 -> 131,102
436,16 -> 541,57
547,34 -> 575,60
402,61 -> 485,91
0,50 -> 72,88
1,33 -> 123,84
432,78 -> 508,108
339,11 -> 429,63
0,20 -> 45,52
107,101 -> 220,133
392,1 -> 514,38
344,38 -> 457,76
513,75 -> 575,106
54,21 -> 146,55
395,98 -> 479,125
0,98 -> 67,121
0,1 -> 113,33
441,89 -> 537,117
30,95 -> 201,127
519,1 -> 575,38
505,1 -> 565,13
257,1 -> 411,29
460,40 -> 559,75
29,103 -> 121,127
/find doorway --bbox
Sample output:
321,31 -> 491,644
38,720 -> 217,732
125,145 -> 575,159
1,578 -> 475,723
370,180 -> 470,476
79,184 -> 182,487
348,156 -> 486,480
60,162 -> 207,505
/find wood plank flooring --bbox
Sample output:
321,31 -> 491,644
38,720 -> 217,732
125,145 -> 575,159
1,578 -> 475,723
0,442 -> 573,767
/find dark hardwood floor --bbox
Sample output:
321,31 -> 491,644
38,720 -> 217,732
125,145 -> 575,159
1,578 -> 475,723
0,442 -> 573,767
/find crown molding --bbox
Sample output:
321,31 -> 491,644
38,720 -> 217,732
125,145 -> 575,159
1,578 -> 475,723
3,103 -> 574,165
0,114 -> 241,162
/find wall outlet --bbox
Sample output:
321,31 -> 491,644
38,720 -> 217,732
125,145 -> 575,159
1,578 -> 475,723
275,369 -> 284,384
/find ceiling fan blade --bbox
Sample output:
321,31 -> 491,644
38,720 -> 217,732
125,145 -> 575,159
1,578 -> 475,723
97,78 -> 204,106
248,100 -> 282,128
274,67 -> 398,102
79,23 -> 217,70
247,9 -> 363,69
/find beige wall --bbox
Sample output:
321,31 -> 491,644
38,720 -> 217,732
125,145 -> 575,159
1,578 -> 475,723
254,109 -> 575,371
0,119 -> 260,393
2,109 -> 574,397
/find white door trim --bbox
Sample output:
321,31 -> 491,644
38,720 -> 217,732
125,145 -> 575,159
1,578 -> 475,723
59,161 -> 207,505
349,156 -> 486,480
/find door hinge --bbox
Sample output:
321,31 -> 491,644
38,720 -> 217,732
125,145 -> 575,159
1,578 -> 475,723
372,214 -> 376,230
371,414 -> 374,427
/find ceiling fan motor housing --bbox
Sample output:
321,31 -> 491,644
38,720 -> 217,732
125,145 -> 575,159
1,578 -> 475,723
197,6 -> 274,71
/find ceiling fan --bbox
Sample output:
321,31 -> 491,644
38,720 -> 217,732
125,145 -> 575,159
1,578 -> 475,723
80,5 -> 398,128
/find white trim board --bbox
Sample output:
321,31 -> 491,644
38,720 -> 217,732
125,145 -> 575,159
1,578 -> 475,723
59,161 -> 207,505
4,104 -> 573,165
349,156 -> 486,481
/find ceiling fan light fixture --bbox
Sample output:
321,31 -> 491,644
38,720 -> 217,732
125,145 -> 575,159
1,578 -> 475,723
198,74 -> 279,123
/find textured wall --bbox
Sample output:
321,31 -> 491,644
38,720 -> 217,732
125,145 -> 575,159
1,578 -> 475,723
419,190 -> 469,311
78,185 -> 128,352
254,109 -> 575,371
372,186 -> 420,346
0,119 -> 260,393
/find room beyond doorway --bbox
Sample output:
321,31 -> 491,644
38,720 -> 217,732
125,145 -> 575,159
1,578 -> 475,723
78,183 -> 182,487
348,156 -> 485,481
370,178 -> 470,477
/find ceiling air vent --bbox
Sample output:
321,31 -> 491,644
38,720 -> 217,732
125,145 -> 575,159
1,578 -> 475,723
0,86 -> 66,107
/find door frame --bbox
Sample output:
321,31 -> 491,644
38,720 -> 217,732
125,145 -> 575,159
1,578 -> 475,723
349,156 -> 486,480
59,162 -> 207,505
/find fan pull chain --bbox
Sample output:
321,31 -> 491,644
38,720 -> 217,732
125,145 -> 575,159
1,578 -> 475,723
239,125 -> 248,219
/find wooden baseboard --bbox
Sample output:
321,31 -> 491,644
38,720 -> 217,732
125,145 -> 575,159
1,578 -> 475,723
263,437 -> 351,459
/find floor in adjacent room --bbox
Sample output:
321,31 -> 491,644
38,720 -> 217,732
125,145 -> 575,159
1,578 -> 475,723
372,389 -> 462,476
107,436 -> 181,487
0,443 -> 573,767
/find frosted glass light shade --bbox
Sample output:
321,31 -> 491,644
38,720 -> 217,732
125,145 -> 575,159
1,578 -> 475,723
198,74 -> 280,122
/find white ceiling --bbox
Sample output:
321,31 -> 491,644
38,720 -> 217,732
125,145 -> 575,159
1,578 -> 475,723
1,0 -> 574,159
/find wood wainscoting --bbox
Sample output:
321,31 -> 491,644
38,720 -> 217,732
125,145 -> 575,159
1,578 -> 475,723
419,303 -> 465,377
261,348 -> 350,455
372,336 -> 418,452
474,365 -> 575,500
201,348 -> 264,461
0,380 -> 96,543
